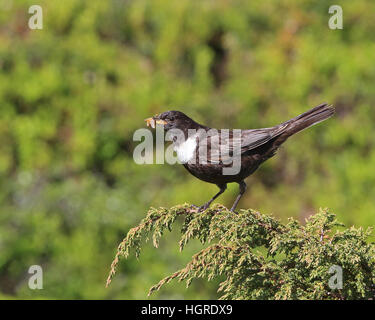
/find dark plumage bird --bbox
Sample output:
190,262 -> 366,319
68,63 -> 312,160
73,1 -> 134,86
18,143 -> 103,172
145,103 -> 334,212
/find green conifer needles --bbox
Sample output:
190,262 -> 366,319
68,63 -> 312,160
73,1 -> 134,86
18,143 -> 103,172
106,204 -> 375,299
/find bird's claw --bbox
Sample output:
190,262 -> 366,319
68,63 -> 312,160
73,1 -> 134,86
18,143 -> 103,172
190,204 -> 209,212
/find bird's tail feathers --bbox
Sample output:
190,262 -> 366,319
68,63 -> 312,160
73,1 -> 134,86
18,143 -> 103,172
282,103 -> 335,136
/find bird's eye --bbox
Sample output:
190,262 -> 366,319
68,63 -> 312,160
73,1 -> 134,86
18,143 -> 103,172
169,116 -> 175,121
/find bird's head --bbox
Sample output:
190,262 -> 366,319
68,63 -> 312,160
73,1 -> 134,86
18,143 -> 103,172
145,110 -> 195,131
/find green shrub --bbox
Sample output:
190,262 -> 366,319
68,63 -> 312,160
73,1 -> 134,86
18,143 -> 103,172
2,0 -> 375,299
107,204 -> 375,300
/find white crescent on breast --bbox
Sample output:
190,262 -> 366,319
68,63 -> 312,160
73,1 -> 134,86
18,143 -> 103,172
174,136 -> 197,163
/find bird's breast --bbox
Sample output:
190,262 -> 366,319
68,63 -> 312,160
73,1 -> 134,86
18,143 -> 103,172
174,137 -> 197,163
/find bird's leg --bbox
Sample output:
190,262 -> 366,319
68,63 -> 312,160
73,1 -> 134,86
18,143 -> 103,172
230,181 -> 247,212
192,184 -> 227,212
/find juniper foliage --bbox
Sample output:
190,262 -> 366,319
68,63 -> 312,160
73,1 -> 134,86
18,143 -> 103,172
107,204 -> 375,300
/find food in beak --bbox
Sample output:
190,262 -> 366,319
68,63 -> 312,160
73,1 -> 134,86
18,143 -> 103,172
145,117 -> 156,128
145,117 -> 167,128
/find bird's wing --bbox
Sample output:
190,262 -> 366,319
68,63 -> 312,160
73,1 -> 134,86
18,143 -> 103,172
239,123 -> 289,152
195,125 -> 288,164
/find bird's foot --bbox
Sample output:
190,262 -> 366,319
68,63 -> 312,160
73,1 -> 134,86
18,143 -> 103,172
190,203 -> 210,212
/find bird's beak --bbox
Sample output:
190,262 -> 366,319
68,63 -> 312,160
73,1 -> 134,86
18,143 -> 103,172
144,116 -> 167,128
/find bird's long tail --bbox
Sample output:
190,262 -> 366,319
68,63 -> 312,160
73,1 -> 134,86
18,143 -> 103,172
282,103 -> 335,137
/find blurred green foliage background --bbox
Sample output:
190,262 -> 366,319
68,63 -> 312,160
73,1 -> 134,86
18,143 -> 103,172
0,0 -> 374,299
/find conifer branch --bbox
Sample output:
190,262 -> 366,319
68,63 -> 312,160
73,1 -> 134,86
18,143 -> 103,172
106,204 -> 375,299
